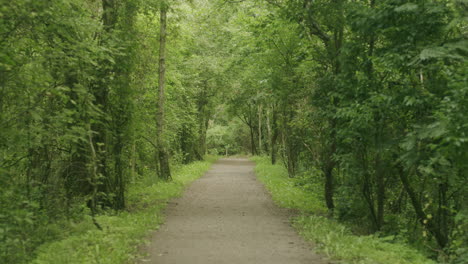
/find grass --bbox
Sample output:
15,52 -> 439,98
251,156 -> 436,264
252,156 -> 327,214
31,156 -> 218,264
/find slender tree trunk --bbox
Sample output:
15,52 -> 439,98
113,140 -> 125,209
156,5 -> 171,180
201,117 -> 209,155
195,82 -> 209,160
88,128 -> 102,230
271,108 -> 278,164
324,160 -> 335,212
130,140 -> 136,182
398,166 -> 447,248
258,104 -> 262,155
283,112 -> 297,178
102,0 -> 116,27
286,146 -> 296,177
438,178 -> 449,245
196,113 -> 206,160
196,118 -> 204,160
363,171 -> 379,229
360,148 -> 379,230
324,120 -> 336,212
266,107 -> 271,153
368,0 -> 385,231
375,153 -> 385,230
196,109 -> 209,159
249,123 -> 256,155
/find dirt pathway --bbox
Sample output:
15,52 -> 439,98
141,158 -> 328,263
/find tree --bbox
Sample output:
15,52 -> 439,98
156,3 -> 172,181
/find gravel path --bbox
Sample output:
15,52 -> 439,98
141,158 -> 328,264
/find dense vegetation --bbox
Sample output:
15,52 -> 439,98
0,0 -> 466,263
254,156 -> 436,264
32,158 -> 216,264
0,0 -> 224,262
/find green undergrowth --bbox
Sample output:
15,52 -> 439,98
251,156 -> 435,264
252,156 -> 327,214
31,156 -> 217,264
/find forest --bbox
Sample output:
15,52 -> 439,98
0,0 -> 466,263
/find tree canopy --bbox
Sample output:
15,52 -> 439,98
0,0 -> 466,263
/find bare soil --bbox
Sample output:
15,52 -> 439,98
140,158 -> 329,263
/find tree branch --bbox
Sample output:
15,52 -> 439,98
302,0 -> 331,45
141,135 -> 158,150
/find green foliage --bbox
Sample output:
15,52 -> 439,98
252,156 -> 435,264
206,108 -> 251,155
294,216 -> 436,264
223,0 -> 468,259
0,0 -> 223,261
31,157 -> 216,264
1,0 -> 466,261
252,156 -> 327,215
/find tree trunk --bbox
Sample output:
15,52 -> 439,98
398,166 -> 447,248
258,104 -> 262,155
375,152 -> 385,231
368,0 -> 384,230
323,121 -> 336,212
324,160 -> 335,212
130,140 -> 136,182
286,147 -> 296,177
249,124 -> 257,155
266,107 -> 271,153
360,148 -> 379,231
438,178 -> 449,246
271,108 -> 278,164
195,82 -> 210,160
113,139 -> 125,210
195,113 -> 209,160
201,117 -> 209,156
156,5 -> 171,181
87,128 -> 102,230
102,0 -> 116,28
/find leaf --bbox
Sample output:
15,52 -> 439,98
30,111 -> 43,122
419,40 -> 468,61
394,3 -> 418,13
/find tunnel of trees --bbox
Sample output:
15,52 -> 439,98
0,0 -> 466,263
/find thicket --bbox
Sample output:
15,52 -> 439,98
31,158 -> 216,264
1,0 -> 466,262
222,0 -> 467,262
254,156 -> 436,264
0,0 -> 225,262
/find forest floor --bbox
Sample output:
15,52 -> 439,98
139,158 -> 329,264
